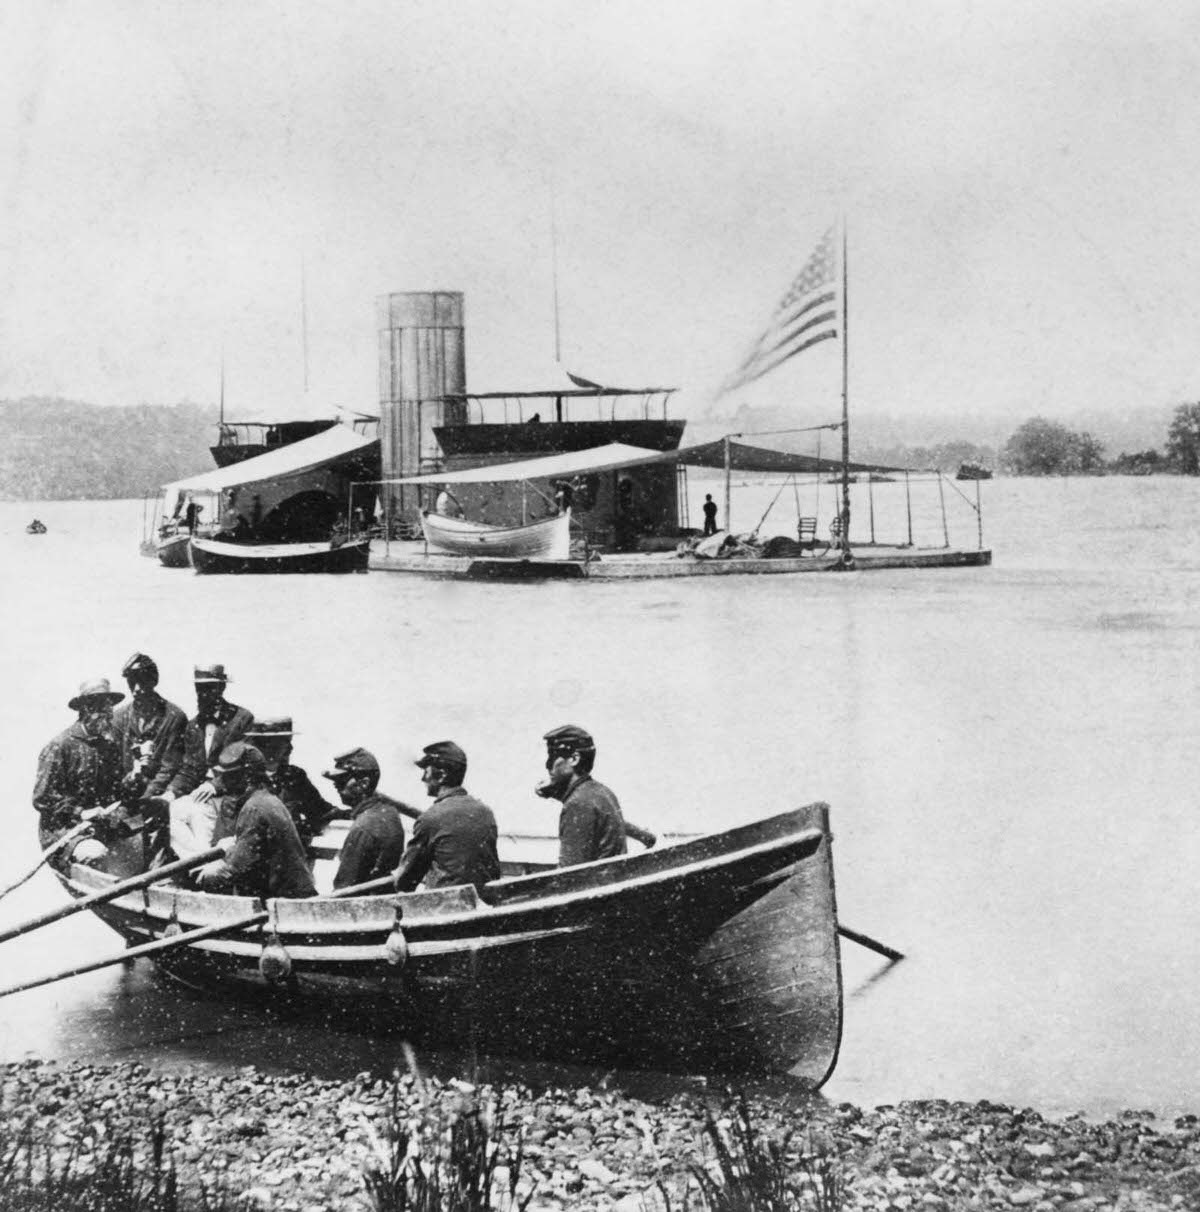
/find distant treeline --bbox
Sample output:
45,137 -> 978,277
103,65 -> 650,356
1001,405 -> 1200,476
0,398 -> 218,500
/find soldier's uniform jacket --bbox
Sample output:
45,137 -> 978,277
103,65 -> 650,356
270,763 -> 340,851
221,786 -> 316,900
33,722 -> 121,843
558,775 -> 627,867
393,786 -> 500,893
112,692 -> 189,797
168,700 -> 254,799
333,791 -> 410,890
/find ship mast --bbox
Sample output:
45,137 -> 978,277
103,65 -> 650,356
839,220 -> 852,565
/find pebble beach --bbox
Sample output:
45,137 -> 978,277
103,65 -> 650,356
4,1059 -> 1198,1211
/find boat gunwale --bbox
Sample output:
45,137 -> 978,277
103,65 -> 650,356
61,814 -> 828,939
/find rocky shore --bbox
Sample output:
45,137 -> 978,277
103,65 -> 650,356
2,1059 -> 1198,1210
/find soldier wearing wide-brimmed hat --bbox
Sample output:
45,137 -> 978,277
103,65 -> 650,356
166,663 -> 254,803
537,724 -> 627,867
111,652 -> 189,811
33,677 -> 124,860
244,716 -> 339,857
391,740 -> 500,894
195,742 -> 315,900
322,747 -> 413,889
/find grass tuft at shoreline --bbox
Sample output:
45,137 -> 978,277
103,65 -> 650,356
1,1059 -> 1197,1210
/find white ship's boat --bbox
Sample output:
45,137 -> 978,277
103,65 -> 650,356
420,508 -> 571,560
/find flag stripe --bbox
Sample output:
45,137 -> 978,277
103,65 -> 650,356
746,309 -> 838,374
721,226 -> 839,395
729,330 -> 837,390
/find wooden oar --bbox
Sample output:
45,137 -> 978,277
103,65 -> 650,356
0,821 -> 93,904
0,872 -> 401,1001
838,924 -> 904,963
0,847 -> 226,947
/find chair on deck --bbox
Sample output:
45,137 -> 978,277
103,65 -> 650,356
797,517 -> 826,554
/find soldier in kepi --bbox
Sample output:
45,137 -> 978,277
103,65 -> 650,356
33,678 -> 125,865
536,724 -> 628,867
162,664 -> 254,862
322,748 -> 412,890
246,717 -> 339,859
196,743 -> 316,899
392,741 -> 500,893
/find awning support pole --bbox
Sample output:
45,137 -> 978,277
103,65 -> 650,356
904,471 -> 913,547
723,436 -> 732,534
937,473 -> 950,548
976,480 -> 984,550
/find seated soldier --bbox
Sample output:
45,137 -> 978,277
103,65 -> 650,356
322,748 -> 412,890
392,741 -> 500,893
33,677 -> 124,866
196,743 -> 316,899
536,724 -> 628,867
246,716 -> 339,859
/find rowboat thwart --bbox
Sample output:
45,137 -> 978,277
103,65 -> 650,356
53,804 -> 842,1081
420,509 -> 572,561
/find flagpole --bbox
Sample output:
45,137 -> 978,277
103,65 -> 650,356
839,218 -> 852,566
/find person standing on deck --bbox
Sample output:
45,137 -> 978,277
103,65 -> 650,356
702,494 -> 719,536
246,716 -> 339,859
196,743 -> 315,898
536,725 -> 627,867
33,678 -> 124,864
392,741 -> 500,893
161,664 -> 253,861
322,747 -> 411,890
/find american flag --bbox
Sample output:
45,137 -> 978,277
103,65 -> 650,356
721,227 -> 839,394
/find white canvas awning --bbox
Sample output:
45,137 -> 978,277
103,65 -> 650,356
373,437 -> 920,487
164,424 -> 376,494
378,442 -> 671,485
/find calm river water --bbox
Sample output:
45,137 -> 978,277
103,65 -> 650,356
0,476 -> 1196,1118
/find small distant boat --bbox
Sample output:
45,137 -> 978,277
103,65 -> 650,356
190,535 -> 370,575
421,509 -> 571,560
956,462 -> 993,481
25,519 -> 47,535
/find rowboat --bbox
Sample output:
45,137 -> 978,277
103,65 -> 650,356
420,509 -> 571,561
189,535 -> 370,575
52,803 -> 842,1081
156,530 -> 193,568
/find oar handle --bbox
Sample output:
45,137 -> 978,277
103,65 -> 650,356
838,924 -> 904,963
0,846 -> 226,947
624,819 -> 657,849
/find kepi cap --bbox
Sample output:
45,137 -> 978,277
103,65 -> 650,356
415,740 -> 467,771
322,747 -> 380,780
121,652 -> 158,680
194,663 -> 231,684
543,724 -> 594,753
246,716 -> 296,738
212,741 -> 265,774
69,678 -> 125,711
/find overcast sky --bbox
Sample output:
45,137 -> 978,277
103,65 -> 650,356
2,0 -> 1199,425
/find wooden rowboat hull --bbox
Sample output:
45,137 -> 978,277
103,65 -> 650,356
59,804 -> 842,1082
420,509 -> 571,561
189,536 -> 370,575
156,533 -> 193,568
